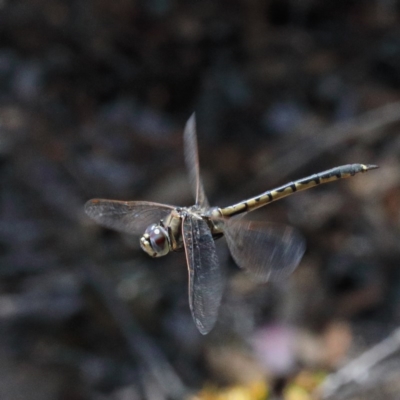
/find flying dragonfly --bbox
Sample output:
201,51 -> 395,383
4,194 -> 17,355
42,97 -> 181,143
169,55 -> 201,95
85,114 -> 378,334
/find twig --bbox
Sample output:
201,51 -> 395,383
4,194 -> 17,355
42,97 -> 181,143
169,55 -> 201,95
250,101 -> 400,190
317,326 -> 400,399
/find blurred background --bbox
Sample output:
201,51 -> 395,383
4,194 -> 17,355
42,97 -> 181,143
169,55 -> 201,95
1,0 -> 400,399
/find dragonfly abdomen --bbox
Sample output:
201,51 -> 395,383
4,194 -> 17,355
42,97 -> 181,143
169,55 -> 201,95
220,164 -> 377,217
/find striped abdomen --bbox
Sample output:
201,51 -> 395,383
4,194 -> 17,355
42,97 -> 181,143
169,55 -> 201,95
219,164 -> 377,217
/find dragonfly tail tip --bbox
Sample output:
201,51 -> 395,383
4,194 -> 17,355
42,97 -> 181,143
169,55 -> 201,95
365,164 -> 379,171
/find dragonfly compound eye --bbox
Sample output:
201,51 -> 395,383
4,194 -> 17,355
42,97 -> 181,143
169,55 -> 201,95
140,224 -> 170,257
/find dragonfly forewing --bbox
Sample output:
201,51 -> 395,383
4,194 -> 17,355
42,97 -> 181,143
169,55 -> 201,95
84,199 -> 175,235
223,219 -> 306,282
182,214 -> 224,335
183,114 -> 210,209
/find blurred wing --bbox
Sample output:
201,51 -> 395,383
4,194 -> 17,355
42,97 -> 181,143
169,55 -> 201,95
182,215 -> 223,335
85,199 -> 174,235
224,219 -> 306,282
183,114 -> 210,208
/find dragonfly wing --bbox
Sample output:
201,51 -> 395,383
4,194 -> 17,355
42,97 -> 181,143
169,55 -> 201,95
182,214 -> 223,335
183,114 -> 210,208
85,199 -> 175,235
223,219 -> 306,282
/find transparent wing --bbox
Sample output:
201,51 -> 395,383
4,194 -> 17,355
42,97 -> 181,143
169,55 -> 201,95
223,219 -> 306,282
183,114 -> 210,208
84,199 -> 175,235
182,215 -> 224,335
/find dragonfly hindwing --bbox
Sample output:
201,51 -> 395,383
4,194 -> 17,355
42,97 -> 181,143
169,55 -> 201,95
182,214 -> 223,334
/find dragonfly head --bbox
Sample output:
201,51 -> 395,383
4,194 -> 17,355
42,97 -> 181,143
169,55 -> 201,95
140,224 -> 170,257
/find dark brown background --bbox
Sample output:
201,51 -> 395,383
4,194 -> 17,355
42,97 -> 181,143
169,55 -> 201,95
1,1 -> 400,399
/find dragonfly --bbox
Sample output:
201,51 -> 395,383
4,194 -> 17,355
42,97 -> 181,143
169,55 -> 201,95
85,114 -> 377,334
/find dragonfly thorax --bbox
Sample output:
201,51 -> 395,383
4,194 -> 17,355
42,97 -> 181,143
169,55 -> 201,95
140,223 -> 170,257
